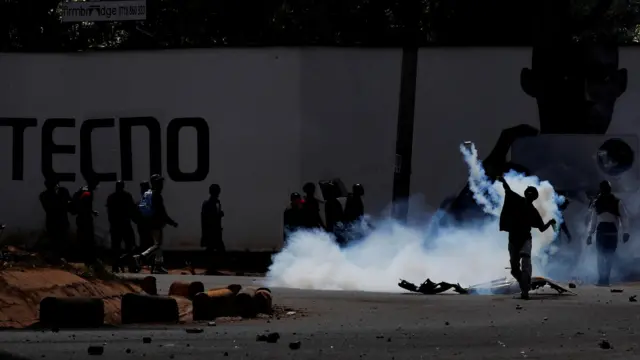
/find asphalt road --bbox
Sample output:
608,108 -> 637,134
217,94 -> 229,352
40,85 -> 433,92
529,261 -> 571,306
1,275 -> 640,360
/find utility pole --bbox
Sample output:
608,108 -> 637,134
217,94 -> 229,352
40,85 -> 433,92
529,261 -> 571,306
391,0 -> 420,222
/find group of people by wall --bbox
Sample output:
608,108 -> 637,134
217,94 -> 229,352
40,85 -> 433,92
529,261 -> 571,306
39,175 -> 224,274
283,182 -> 366,247
39,175 -> 365,274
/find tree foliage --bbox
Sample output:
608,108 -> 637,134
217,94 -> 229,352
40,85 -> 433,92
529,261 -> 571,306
1,0 -> 639,52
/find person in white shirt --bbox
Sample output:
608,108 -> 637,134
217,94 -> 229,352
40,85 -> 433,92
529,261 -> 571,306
586,180 -> 630,286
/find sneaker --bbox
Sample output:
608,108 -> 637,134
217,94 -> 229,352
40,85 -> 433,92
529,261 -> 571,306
128,256 -> 141,273
152,266 -> 168,274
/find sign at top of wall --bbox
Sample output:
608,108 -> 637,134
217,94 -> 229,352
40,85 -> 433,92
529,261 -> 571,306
61,0 -> 146,23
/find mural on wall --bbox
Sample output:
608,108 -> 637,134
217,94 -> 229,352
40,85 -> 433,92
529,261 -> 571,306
441,41 -> 633,224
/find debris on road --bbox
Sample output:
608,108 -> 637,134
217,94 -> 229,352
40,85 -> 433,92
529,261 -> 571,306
568,283 -> 577,288
399,276 -> 575,296
256,332 -> 281,343
516,305 -> 523,310
398,279 -> 468,294
267,332 -> 281,343
185,328 -> 204,334
611,289 -> 624,293
599,339 -> 612,349
629,295 -> 637,302
142,337 -> 152,344
208,321 -> 217,326
87,345 -> 104,355
289,341 -> 301,350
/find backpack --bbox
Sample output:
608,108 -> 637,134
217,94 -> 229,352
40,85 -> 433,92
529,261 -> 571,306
138,190 -> 154,218
70,186 -> 88,215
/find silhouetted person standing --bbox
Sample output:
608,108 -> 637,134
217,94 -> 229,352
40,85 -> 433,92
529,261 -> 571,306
586,181 -> 630,286
302,182 -> 325,230
201,184 -> 225,273
135,181 -> 152,255
39,178 -> 72,259
283,192 -> 305,244
325,183 -> 345,245
106,181 -> 137,273
498,176 -> 556,300
72,179 -> 100,265
134,174 -> 177,274
344,183 -> 365,224
557,193 -> 572,242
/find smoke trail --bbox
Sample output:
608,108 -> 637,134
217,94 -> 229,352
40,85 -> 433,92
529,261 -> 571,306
459,142 -> 565,259
266,142 -> 564,292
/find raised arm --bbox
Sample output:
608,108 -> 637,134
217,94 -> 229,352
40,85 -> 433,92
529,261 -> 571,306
497,176 -> 512,192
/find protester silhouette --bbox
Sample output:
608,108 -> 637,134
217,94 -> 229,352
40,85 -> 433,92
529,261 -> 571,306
586,180 -> 630,286
134,174 -> 177,274
324,182 -> 345,245
106,181 -> 137,273
498,176 -> 556,300
201,184 -> 225,274
135,181 -> 152,256
71,178 -> 99,265
39,178 -> 72,260
344,183 -> 365,224
302,182 -> 325,230
283,192 -> 306,244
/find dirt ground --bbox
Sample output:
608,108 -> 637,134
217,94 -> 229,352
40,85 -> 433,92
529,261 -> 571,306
0,245 -> 276,329
0,267 -> 139,328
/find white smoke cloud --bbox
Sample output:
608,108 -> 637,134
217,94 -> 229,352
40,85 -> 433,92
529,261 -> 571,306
266,142 -> 564,292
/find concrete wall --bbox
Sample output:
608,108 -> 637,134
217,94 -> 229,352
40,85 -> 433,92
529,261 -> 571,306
5,46 -> 640,251
0,48 -> 401,251
412,48 -> 537,209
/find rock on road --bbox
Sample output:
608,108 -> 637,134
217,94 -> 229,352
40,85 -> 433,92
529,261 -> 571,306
1,274 -> 639,360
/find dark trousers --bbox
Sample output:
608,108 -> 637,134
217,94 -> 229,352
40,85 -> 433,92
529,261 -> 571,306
110,224 -> 136,268
45,221 -> 69,259
203,230 -> 225,271
596,222 -> 618,286
283,226 -> 300,246
136,222 -> 153,253
508,233 -> 533,294
76,217 -> 96,264
333,223 -> 348,247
